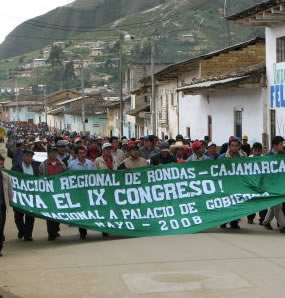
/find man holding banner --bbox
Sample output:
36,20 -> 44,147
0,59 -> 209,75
39,147 -> 67,241
263,136 -> 285,233
12,149 -> 39,241
218,137 -> 247,229
0,155 -> 13,257
69,145 -> 94,239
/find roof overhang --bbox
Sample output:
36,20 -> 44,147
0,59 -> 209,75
227,0 -> 285,26
48,107 -> 64,115
127,104 -> 150,116
56,95 -> 88,106
154,37 -> 264,81
177,74 -> 265,95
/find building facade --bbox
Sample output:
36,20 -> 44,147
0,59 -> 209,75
228,0 -> 285,141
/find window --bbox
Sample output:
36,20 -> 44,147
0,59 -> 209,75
66,124 -> 71,130
208,115 -> 212,141
144,96 -> 148,103
234,110 -> 242,138
270,109 -> 276,139
277,37 -> 285,63
12,107 -> 16,112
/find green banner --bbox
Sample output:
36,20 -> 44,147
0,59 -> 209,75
7,155 -> 285,237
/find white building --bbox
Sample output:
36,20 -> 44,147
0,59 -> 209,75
32,58 -> 48,68
3,99 -> 43,123
153,38 -> 266,146
227,0 -> 285,141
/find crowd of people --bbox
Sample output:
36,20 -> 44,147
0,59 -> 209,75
0,120 -> 285,257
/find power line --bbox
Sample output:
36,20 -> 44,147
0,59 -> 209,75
23,0 -> 210,34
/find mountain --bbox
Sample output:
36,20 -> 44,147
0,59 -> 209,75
0,0 -> 168,58
0,0 -> 264,59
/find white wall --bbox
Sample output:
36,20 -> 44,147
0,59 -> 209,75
9,106 -> 39,123
179,88 -> 264,146
156,80 -> 179,139
47,114 -> 64,131
179,94 -> 203,139
266,24 -> 285,137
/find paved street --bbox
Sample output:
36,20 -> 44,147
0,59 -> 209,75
1,143 -> 285,298
1,194 -> 285,297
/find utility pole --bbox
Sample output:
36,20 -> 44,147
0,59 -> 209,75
151,37 -> 156,136
224,0 -> 232,46
44,86 -> 47,124
81,61 -> 86,136
15,76 -> 19,122
119,35 -> 124,138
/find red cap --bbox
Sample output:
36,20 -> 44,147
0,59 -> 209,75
192,141 -> 202,151
127,141 -> 135,148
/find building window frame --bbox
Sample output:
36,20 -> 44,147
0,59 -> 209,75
234,108 -> 243,138
270,109 -> 276,140
277,36 -> 285,63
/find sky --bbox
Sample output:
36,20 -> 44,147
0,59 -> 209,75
0,0 -> 74,44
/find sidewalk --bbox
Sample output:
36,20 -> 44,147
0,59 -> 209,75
1,214 -> 285,298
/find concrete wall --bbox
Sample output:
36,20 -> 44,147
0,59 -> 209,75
47,114 -> 64,131
266,25 -> 285,137
156,80 -> 179,139
107,105 -> 135,138
179,88 -> 264,146
64,114 -> 108,136
8,106 -> 38,123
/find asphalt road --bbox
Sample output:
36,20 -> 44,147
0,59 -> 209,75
1,144 -> 285,298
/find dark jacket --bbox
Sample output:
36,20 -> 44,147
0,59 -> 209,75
220,142 -> 229,155
150,152 -> 177,166
12,162 -> 40,176
38,159 -> 66,176
241,143 -> 251,156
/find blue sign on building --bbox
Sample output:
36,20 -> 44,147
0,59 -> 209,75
271,63 -> 285,108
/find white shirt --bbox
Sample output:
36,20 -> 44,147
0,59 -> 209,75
22,162 -> 34,176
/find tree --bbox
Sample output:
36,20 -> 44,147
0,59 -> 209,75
18,56 -> 26,64
63,62 -> 76,81
47,46 -> 64,67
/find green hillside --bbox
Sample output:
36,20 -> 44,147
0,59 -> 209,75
0,0 -> 266,96
0,0 -> 168,58
0,0 -> 263,59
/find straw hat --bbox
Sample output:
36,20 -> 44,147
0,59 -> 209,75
170,141 -> 190,150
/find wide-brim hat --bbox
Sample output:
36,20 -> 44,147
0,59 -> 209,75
34,137 -> 41,143
170,141 -> 190,150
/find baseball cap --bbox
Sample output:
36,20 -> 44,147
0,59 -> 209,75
160,141 -> 170,152
122,139 -> 128,146
56,140 -> 67,147
23,149 -> 34,156
191,141 -> 202,151
230,137 -> 242,144
102,143 -> 112,150
207,142 -> 216,148
128,141 -> 139,150
48,146 -> 58,154
242,135 -> 248,140
145,135 -> 155,142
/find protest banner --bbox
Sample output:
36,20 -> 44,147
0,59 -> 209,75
7,155 -> 285,237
